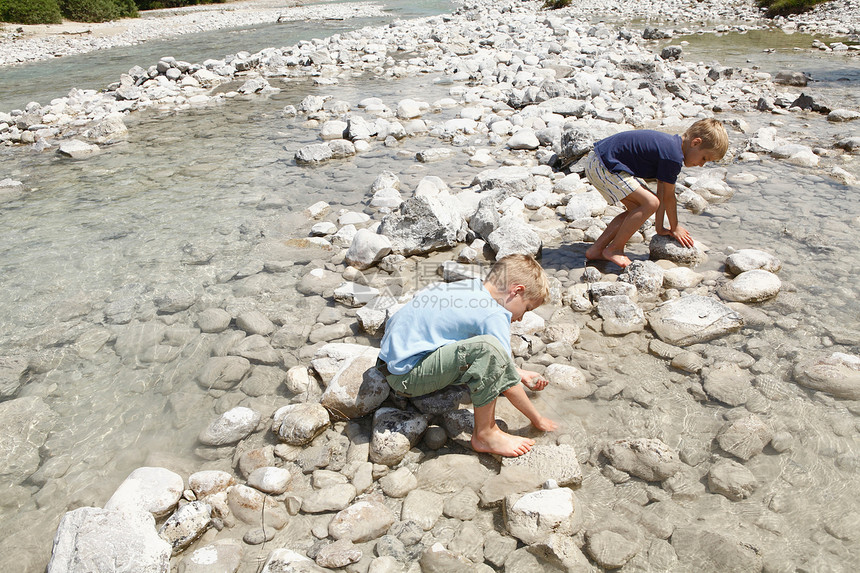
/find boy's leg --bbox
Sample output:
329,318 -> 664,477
589,186 -> 659,268
585,210 -> 629,262
501,383 -> 558,432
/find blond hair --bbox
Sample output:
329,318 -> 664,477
485,254 -> 550,303
685,118 -> 729,158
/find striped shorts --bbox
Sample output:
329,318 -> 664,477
584,151 -> 650,205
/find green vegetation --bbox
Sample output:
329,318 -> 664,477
0,0 -> 225,24
134,0 -> 224,9
59,0 -> 137,22
542,0 -> 571,9
0,0 -> 63,24
757,0 -> 832,17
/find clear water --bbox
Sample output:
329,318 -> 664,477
1,12 -> 859,573
0,0 -> 452,111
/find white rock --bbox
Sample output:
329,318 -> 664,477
198,406 -> 261,446
247,467 -> 292,495
505,487 -> 580,545
48,508 -> 171,573
345,228 -> 392,270
717,270 -> 781,303
104,467 -> 184,519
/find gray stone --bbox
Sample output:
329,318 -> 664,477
261,549 -> 326,573
585,529 -> 638,569
196,309 -> 231,333
647,295 -> 743,346
235,310 -> 275,335
649,234 -> 707,266
370,407 -> 430,466
197,356 -> 251,391
178,539 -> 243,573
104,467 -> 184,519
564,191 -> 608,220
227,484 -> 288,529
619,260 -> 665,298
500,444 -> 583,487
507,128 -> 540,150
247,467 -> 292,495
274,403 -> 331,446
718,270 -> 781,303
443,487 -> 480,520
603,438 -> 681,482
415,453 -> 493,494
321,351 -> 390,419
597,295 -> 647,335
0,396 -> 58,484
316,539 -> 362,568
702,363 -> 753,406
541,364 -> 592,398
302,483 -> 357,513
410,384 -> 471,416
707,458 -> 758,501
333,281 -> 380,307
478,466 -> 544,507
158,501 -> 212,555
671,526 -> 762,572
379,193 -> 467,255
48,507 -> 171,573
379,467 -> 418,498
724,249 -> 782,275
188,470 -> 235,499
345,229 -> 391,270
487,219 -> 542,259
57,139 -> 100,159
295,143 -> 333,165
505,486 -> 580,545
329,500 -> 397,542
717,415 -> 772,461
793,352 -> 860,400
662,267 -> 703,289
198,406 -> 260,446
471,166 -> 536,198
588,281 -> 638,302
401,489 -> 444,530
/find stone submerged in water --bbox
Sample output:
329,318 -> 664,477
793,352 -> 860,400
647,295 -> 743,346
603,438 -> 681,482
48,507 -> 171,573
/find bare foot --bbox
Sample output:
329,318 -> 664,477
584,244 -> 603,261
599,248 -> 631,268
531,416 -> 558,432
472,426 -> 535,457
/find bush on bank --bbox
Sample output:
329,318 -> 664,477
0,0 -> 224,24
60,0 -> 138,22
0,0 -> 63,24
757,0 -> 832,17
135,0 -> 224,9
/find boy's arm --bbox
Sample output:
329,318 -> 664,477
656,180 -> 694,247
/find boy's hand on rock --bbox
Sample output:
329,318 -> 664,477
659,225 -> 694,248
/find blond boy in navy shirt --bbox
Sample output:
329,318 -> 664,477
584,118 -> 729,268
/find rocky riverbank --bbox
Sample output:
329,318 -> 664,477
0,0 -> 386,67
0,0 -> 858,572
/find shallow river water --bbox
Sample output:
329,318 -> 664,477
0,10 -> 859,573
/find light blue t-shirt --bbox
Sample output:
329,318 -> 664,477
379,278 -> 513,375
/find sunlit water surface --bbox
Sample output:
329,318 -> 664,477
0,16 -> 858,573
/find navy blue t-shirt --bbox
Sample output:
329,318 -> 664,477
594,130 -> 684,184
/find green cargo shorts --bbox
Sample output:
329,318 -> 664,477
383,335 -> 520,408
